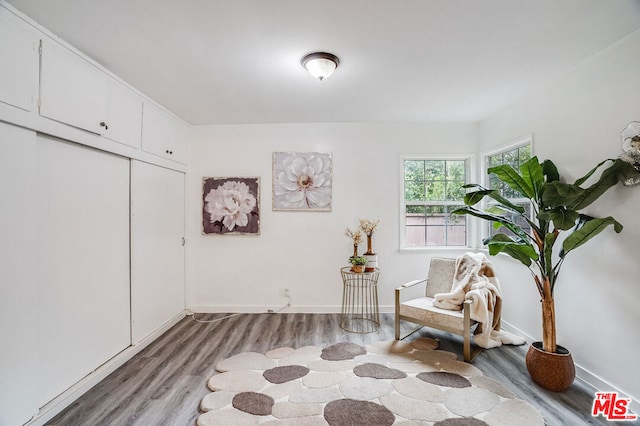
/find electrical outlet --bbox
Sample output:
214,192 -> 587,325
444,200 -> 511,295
284,288 -> 290,297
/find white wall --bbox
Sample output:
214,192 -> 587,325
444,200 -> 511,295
479,30 -> 640,404
187,122 -> 477,312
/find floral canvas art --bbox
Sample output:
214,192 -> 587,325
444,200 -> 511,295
202,177 -> 260,235
272,152 -> 332,211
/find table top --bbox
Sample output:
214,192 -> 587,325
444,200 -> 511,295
340,266 -> 379,275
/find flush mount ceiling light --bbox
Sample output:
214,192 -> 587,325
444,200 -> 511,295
301,52 -> 340,81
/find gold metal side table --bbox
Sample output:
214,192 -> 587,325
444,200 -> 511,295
340,267 -> 380,333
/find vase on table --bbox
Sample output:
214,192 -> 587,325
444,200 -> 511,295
364,235 -> 378,271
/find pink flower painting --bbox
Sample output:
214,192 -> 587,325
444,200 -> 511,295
202,177 -> 260,235
272,152 -> 332,211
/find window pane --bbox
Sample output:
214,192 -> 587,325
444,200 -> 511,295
406,205 -> 424,214
447,225 -> 467,246
503,149 -> 518,169
405,205 -> 426,246
445,180 -> 465,201
425,160 -> 445,180
518,145 -> 531,165
406,205 -> 425,225
489,154 -> 503,168
405,181 -> 425,201
406,227 -> 426,246
425,225 -> 445,246
446,160 -> 465,180
426,180 -> 445,201
404,160 -> 424,181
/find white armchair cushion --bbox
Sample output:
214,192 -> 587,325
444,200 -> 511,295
425,258 -> 456,297
399,296 -> 465,332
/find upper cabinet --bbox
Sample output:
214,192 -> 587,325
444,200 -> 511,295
40,39 -> 107,134
39,40 -> 144,149
104,78 -> 143,149
2,5 -> 188,166
142,101 -> 189,164
0,7 -> 39,112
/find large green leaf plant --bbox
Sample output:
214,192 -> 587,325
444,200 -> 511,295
453,157 -> 639,353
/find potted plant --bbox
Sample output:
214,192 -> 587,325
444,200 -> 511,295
452,156 -> 639,391
348,256 -> 368,273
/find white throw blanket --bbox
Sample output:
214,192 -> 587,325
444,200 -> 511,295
433,252 -> 525,349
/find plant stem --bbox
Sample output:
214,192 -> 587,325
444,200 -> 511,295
541,277 -> 557,353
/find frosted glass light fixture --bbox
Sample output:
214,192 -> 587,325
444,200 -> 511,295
301,52 -> 340,81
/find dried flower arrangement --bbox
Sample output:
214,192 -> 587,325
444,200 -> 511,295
345,227 -> 363,258
359,218 -> 381,236
359,218 -> 381,255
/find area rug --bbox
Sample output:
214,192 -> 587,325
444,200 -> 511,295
198,338 -> 545,425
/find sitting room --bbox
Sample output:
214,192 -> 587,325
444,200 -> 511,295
1,1 -> 639,425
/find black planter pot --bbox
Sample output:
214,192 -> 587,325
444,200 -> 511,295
525,341 -> 575,392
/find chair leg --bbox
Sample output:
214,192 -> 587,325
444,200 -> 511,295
463,331 -> 471,362
394,289 -> 401,340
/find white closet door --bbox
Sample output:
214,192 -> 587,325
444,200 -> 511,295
0,122 -> 38,426
131,161 -> 185,344
36,135 -> 131,406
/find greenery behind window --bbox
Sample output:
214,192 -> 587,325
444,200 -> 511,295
403,159 -> 467,247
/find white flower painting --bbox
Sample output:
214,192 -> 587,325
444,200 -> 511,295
272,152 -> 332,211
202,177 -> 260,235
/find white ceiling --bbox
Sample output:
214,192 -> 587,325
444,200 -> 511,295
7,0 -> 640,125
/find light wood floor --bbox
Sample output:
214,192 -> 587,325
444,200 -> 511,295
47,313 -> 612,426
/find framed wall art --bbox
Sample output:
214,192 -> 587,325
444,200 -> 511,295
272,152 -> 332,211
202,177 -> 260,235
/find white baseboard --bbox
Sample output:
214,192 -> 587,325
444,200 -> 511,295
500,320 -> 639,416
25,311 -> 186,426
187,304 -> 396,314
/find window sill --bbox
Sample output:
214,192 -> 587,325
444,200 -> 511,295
398,246 -> 474,254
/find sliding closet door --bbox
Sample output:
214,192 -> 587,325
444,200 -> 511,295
131,160 -> 185,344
36,134 -> 131,406
0,122 -> 38,426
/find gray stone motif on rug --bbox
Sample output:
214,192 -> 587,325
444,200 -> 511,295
320,342 -> 367,361
198,338 -> 546,425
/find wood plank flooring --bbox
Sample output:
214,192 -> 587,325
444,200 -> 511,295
47,313 -> 612,425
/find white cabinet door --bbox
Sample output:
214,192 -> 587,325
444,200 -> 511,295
131,161 -> 185,344
0,7 -> 39,111
104,77 -> 143,149
39,40 -> 107,134
36,135 -> 131,406
141,101 -> 189,164
0,122 -> 38,426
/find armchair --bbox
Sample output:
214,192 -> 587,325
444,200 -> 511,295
395,257 -> 482,362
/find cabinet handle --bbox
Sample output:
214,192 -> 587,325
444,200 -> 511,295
99,121 -> 109,130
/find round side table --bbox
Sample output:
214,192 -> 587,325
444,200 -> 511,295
339,267 -> 380,333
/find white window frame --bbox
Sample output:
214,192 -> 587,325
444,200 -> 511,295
399,154 -> 474,251
481,135 -> 534,240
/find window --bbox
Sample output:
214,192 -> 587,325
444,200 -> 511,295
485,140 -> 532,237
402,158 -> 468,247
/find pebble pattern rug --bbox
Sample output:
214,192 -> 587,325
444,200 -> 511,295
198,338 -> 545,425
